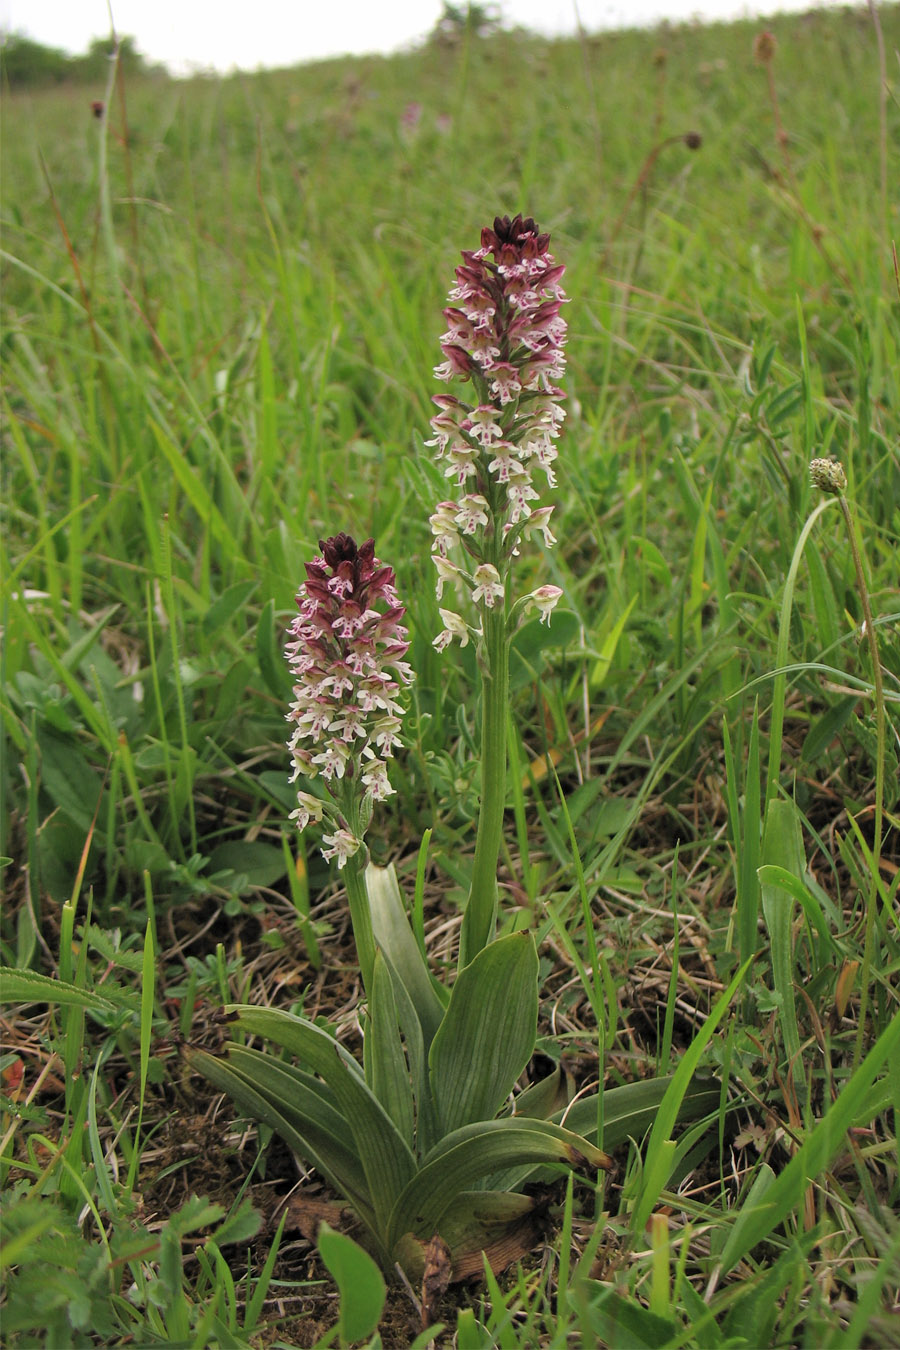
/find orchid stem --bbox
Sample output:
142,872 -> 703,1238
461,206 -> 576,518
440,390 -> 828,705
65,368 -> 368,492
344,848 -> 376,1001
459,606 -> 509,968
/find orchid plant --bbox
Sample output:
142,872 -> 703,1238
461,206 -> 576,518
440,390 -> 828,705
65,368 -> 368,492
427,213 -> 566,966
187,217 -> 715,1280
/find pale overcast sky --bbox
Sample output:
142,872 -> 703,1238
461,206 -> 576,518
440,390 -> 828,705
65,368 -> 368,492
1,0 -> 860,75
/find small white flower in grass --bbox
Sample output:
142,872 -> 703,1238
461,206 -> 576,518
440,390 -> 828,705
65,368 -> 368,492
507,476 -> 539,523
444,444 -> 479,484
329,706 -> 368,742
371,715 -> 404,754
361,758 -> 395,800
433,609 -> 471,651
487,441 -> 518,483
528,585 -> 563,624
454,495 -> 489,534
321,828 -> 362,868
293,704 -> 333,741
488,362 -> 523,404
465,406 -> 504,446
289,792 -> 325,831
521,506 -> 557,548
430,502 -> 459,556
433,555 -> 463,600
472,563 -> 504,609
312,741 -> 351,780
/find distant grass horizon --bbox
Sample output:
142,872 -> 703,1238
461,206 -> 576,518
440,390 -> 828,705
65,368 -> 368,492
3,0 -> 879,77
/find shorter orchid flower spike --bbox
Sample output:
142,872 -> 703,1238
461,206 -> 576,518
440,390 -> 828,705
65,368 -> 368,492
285,533 -> 413,863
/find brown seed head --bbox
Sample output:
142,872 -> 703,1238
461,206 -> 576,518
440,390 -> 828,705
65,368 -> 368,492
809,457 -> 847,495
753,30 -> 776,64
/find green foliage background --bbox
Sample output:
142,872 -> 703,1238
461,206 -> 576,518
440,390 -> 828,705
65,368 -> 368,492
1,7 -> 898,1345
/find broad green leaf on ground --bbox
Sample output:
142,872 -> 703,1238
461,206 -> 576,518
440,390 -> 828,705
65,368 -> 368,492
317,1222 -> 386,1345
428,931 -> 539,1134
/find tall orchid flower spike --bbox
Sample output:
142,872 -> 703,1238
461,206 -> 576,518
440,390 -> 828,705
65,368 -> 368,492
285,532 -> 413,993
428,212 -> 567,601
428,214 -> 568,966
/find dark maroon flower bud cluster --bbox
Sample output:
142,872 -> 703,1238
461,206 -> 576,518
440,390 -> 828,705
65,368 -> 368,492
433,213 -> 568,409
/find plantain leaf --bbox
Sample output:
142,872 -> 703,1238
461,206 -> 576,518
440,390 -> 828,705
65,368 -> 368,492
630,960 -> 750,1236
572,1283 -> 679,1348
0,968 -> 117,1014
760,798 -> 804,1073
386,1117 -> 611,1253
716,1007 -> 900,1276
428,931 -> 539,1135
367,950 -> 415,1146
256,598 -> 290,699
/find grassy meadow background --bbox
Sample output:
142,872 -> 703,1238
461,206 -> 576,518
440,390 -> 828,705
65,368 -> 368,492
1,5 -> 899,1345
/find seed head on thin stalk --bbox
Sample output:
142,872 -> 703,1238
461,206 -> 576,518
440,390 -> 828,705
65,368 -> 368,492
809,459 -> 887,1068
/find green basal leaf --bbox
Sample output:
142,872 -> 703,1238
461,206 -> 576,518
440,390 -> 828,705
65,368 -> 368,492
553,1075 -> 722,1150
225,1045 -> 351,1150
386,1117 -> 611,1254
506,1066 -> 567,1121
182,1044 -> 378,1244
402,1190 -> 540,1278
377,951 -> 441,1158
760,798 -> 805,1073
367,949 -> 415,1145
367,862 -> 446,1044
224,1004 -> 365,1082
428,931 -> 539,1135
224,1004 -> 417,1238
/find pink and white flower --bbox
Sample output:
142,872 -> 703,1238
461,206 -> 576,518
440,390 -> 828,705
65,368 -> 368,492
471,564 -> 505,609
433,609 -> 471,651
321,828 -> 362,869
426,214 -> 567,637
285,533 -> 413,862
527,585 -> 564,625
